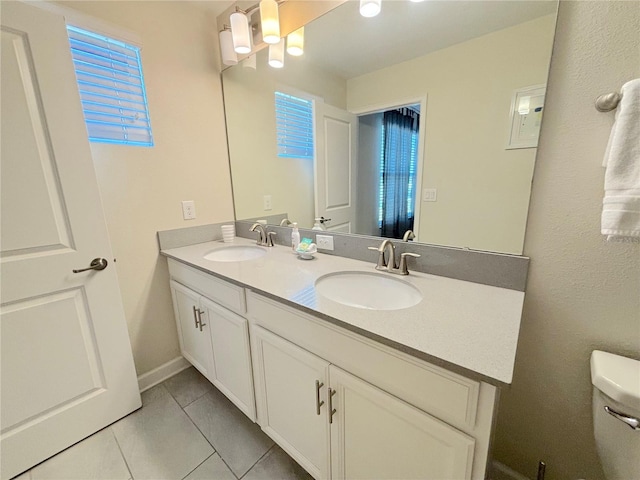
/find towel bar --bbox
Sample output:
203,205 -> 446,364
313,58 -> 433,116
595,92 -> 622,112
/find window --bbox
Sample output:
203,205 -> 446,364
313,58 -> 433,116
377,107 -> 420,235
275,91 -> 314,159
66,25 -> 153,146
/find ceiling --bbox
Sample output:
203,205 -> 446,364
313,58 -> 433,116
304,0 -> 557,79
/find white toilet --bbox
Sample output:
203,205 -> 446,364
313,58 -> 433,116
590,350 -> 640,479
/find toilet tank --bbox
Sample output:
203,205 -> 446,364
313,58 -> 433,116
590,351 -> 640,480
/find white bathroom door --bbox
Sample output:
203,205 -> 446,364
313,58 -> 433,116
0,3 -> 141,479
314,102 -> 358,233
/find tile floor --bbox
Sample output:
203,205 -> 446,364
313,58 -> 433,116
14,367 -> 313,480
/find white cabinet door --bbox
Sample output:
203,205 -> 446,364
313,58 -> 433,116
170,281 -> 215,381
202,297 -> 256,421
1,3 -> 140,478
330,366 -> 476,480
251,326 -> 330,480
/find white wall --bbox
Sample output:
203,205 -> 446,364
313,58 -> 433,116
493,2 -> 640,479
224,48 -> 347,228
58,1 -> 234,375
347,15 -> 556,254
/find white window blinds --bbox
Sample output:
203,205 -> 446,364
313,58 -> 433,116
66,25 -> 153,146
275,91 -> 314,159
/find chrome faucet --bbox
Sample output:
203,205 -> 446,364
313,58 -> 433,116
402,230 -> 415,242
250,223 -> 276,247
368,239 -> 421,275
280,218 -> 292,227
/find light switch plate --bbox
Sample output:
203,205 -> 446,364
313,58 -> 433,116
181,200 -> 196,220
423,188 -> 437,202
263,195 -> 272,211
316,234 -> 334,251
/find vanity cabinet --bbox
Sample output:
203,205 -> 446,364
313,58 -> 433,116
247,291 -> 496,480
167,259 -> 256,421
251,324 -> 474,480
251,326 -> 331,479
170,280 -> 215,381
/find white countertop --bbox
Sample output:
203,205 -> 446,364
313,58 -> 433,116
162,238 -> 525,385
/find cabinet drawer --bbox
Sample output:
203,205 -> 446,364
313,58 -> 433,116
247,291 -> 480,430
168,259 -> 246,315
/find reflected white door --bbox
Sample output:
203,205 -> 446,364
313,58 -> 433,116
0,3 -> 141,478
314,102 -> 358,233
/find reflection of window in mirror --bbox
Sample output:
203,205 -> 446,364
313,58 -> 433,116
274,91 -> 314,159
358,105 -> 420,239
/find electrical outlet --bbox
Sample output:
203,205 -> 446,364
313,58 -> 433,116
263,195 -> 272,211
422,188 -> 437,202
181,200 -> 196,220
316,234 -> 334,251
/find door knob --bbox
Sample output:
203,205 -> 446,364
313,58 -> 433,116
72,258 -> 108,273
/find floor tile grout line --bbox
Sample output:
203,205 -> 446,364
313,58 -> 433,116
180,452 -> 216,480
109,426 -> 134,480
238,444 -> 276,480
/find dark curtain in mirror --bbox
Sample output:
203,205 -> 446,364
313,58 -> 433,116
380,107 -> 420,238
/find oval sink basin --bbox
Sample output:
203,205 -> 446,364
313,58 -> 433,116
203,245 -> 266,262
315,271 -> 423,310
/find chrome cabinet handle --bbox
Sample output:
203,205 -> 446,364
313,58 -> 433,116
192,305 -> 199,328
605,406 -> 640,430
315,380 -> 325,415
72,258 -> 108,273
197,309 -> 206,331
328,388 -> 337,424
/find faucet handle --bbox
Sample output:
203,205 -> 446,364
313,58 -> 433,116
398,252 -> 421,275
368,246 -> 387,269
266,231 -> 277,247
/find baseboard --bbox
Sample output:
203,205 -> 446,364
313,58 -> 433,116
491,461 -> 531,480
137,356 -> 190,392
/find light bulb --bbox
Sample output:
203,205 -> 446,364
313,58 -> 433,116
360,0 -> 381,18
230,11 -> 251,54
260,0 -> 281,44
287,27 -> 304,56
269,39 -> 285,68
219,30 -> 238,66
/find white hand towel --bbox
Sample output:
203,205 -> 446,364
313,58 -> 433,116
601,78 -> 640,242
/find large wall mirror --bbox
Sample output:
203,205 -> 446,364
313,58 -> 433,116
222,0 -> 558,255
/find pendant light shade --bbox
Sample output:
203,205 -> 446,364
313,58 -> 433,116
359,0 -> 381,17
219,30 -> 238,66
268,39 -> 285,68
230,11 -> 251,54
287,27 -> 304,56
260,0 -> 280,44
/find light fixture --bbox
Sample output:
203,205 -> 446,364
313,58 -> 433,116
360,0 -> 381,18
268,38 -> 285,68
230,10 -> 251,54
219,28 -> 238,66
287,27 -> 304,56
260,0 -> 280,44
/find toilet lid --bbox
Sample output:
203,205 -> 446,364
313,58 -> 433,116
591,350 -> 640,409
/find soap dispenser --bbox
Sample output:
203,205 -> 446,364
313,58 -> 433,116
291,222 -> 300,252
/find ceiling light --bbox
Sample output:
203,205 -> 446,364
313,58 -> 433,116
360,0 -> 381,18
287,27 -> 304,56
269,39 -> 285,68
219,28 -> 238,66
230,10 -> 251,54
260,0 -> 281,44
